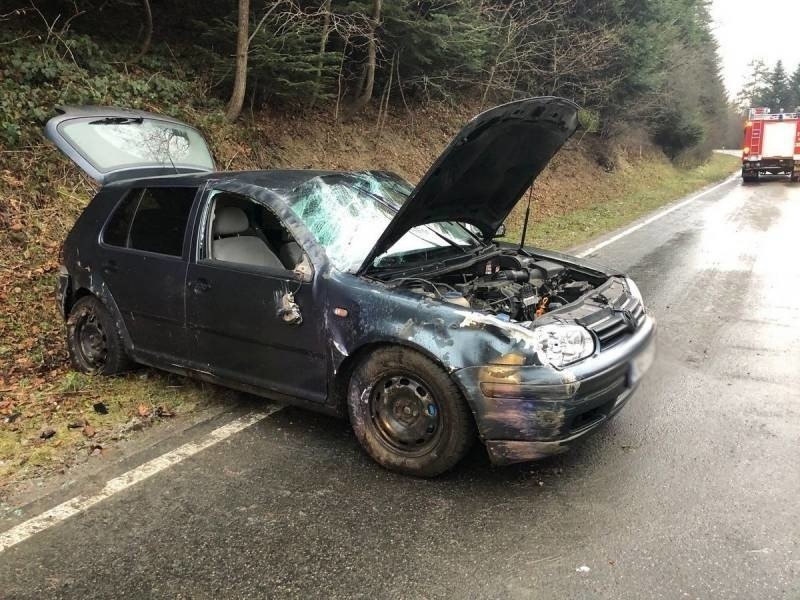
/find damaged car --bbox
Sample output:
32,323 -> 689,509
49,98 -> 655,477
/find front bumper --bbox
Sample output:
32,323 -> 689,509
453,315 -> 656,465
742,158 -> 796,174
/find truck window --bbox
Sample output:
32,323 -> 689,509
103,187 -> 197,257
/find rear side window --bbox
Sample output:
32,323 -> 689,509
103,187 -> 197,256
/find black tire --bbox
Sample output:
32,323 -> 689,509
347,346 -> 475,477
66,295 -> 131,375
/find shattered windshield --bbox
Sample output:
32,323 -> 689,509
286,172 -> 481,272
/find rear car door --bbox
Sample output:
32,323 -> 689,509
185,187 -> 327,403
99,186 -> 198,362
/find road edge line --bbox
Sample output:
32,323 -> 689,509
0,408 -> 280,554
576,173 -> 739,258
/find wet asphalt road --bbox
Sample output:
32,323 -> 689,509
2,175 -> 799,598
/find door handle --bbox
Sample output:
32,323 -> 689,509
189,278 -> 212,294
102,260 -> 118,274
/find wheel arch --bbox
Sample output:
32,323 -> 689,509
332,339 -> 463,418
66,284 -> 135,355
64,286 -> 93,316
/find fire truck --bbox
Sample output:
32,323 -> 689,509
742,108 -> 800,182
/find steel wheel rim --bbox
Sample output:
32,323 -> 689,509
76,311 -> 108,369
369,374 -> 442,457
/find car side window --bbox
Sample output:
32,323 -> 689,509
202,191 -> 307,273
103,187 -> 197,257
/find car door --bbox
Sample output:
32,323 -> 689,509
185,187 -> 327,403
98,185 -> 199,362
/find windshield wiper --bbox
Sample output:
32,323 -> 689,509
89,117 -> 144,125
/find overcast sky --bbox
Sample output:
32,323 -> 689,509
711,0 -> 800,97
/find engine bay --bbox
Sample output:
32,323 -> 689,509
389,253 -> 606,323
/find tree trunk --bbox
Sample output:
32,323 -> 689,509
312,0 -> 332,105
349,0 -> 382,114
226,0 -> 250,123
132,0 -> 152,62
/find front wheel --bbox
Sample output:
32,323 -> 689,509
347,347 -> 475,477
66,295 -> 131,375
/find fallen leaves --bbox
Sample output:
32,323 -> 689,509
1,171 -> 24,188
135,404 -> 175,419
82,424 -> 96,438
14,356 -> 33,369
155,406 -> 175,418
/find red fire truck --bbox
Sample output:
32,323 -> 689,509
742,108 -> 800,182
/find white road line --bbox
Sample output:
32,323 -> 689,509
0,407 -> 280,554
576,174 -> 739,258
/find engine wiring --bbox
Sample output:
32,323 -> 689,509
389,259 -> 602,323
389,277 -> 460,300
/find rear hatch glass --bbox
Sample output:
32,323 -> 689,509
45,109 -> 214,184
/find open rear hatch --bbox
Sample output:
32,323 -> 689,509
44,106 -> 215,185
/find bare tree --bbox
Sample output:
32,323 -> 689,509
476,1 -> 619,109
312,0 -> 332,105
226,0 -> 251,122
349,0 -> 382,114
131,0 -> 153,62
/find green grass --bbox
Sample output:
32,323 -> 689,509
515,154 -> 740,250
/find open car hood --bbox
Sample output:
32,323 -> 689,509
359,97 -> 579,274
44,106 -> 215,185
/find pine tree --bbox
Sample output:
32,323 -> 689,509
735,59 -> 770,109
788,64 -> 800,111
763,60 -> 791,111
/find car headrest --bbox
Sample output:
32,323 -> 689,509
214,207 -> 249,236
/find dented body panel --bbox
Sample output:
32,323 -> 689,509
454,316 -> 655,464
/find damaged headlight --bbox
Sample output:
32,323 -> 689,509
530,324 -> 595,368
625,277 -> 644,305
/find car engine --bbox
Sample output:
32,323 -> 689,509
391,256 -> 603,322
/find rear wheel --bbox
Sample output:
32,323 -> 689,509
347,347 -> 475,477
66,296 -> 131,375
743,170 -> 759,183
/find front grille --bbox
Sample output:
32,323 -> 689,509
583,295 -> 645,350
